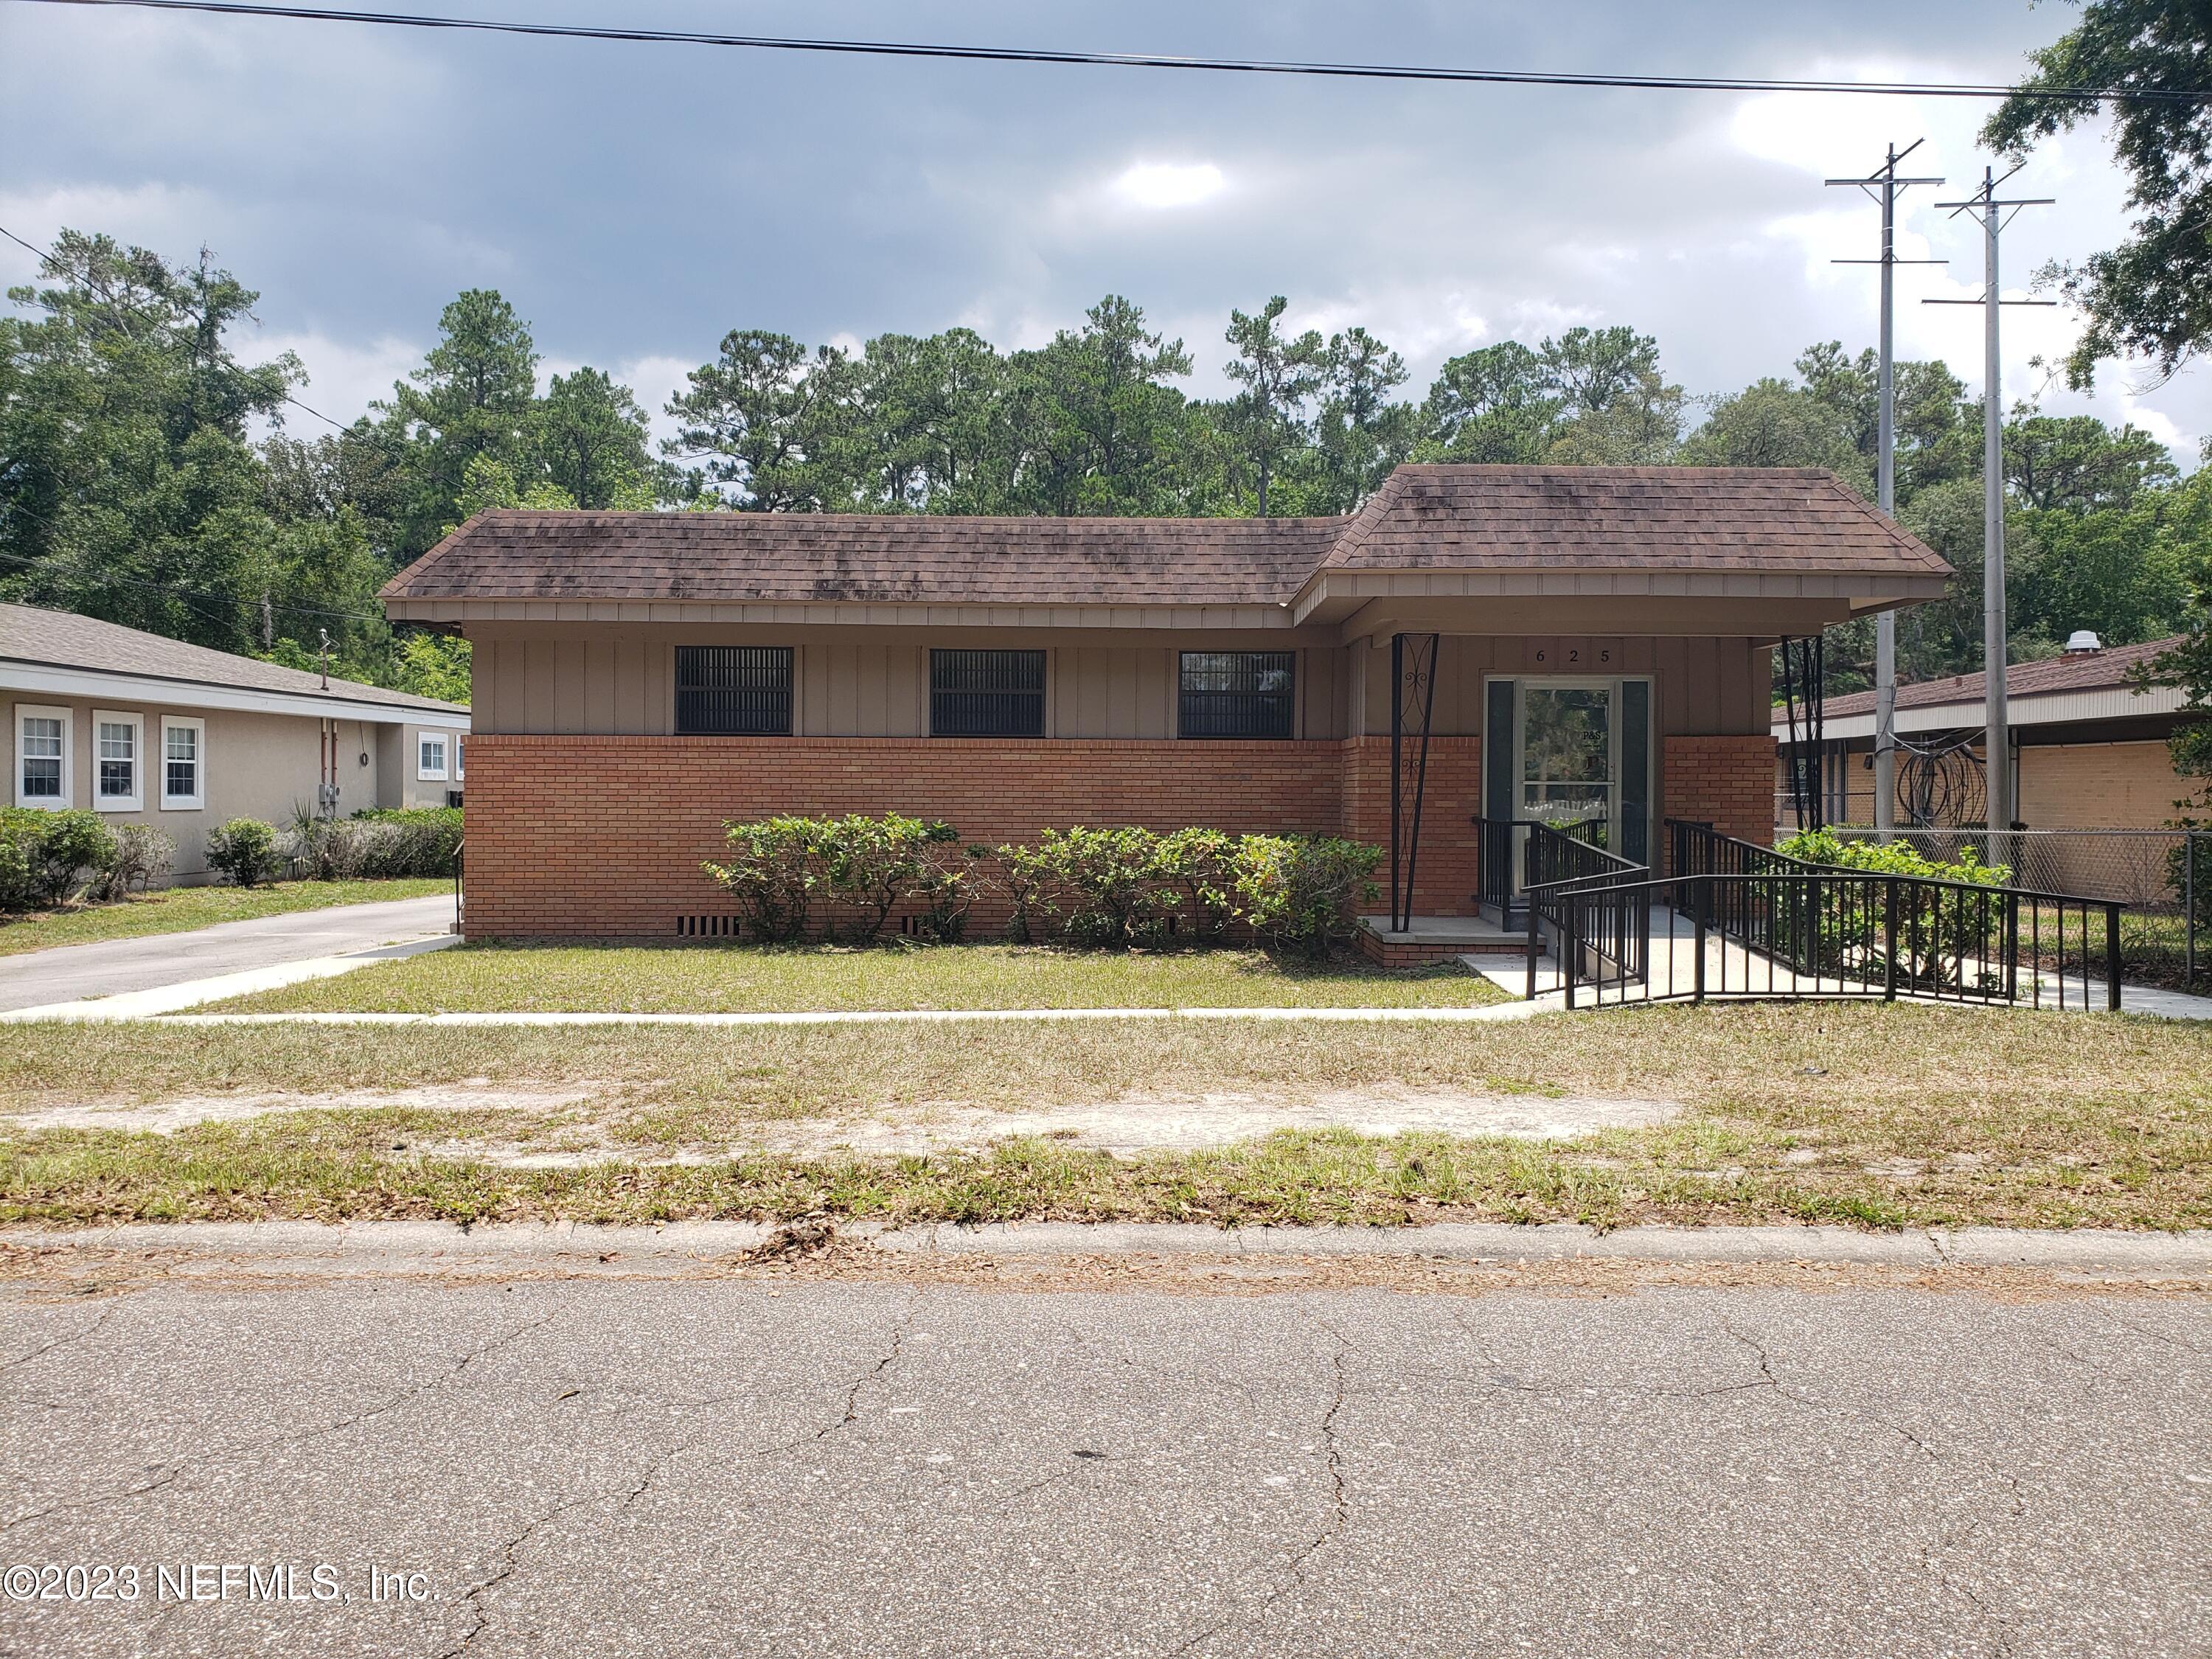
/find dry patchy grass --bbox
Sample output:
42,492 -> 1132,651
0,1002 -> 2206,1232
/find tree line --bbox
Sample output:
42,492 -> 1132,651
1,226 -> 2205,700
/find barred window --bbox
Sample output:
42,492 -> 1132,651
931,650 -> 1045,737
676,646 -> 794,736
1179,652 -> 1295,739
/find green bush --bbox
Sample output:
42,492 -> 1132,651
206,817 -> 284,887
1156,827 -> 1237,942
818,813 -> 956,943
0,808 -> 118,910
1231,834 -> 1383,959
702,815 -> 1385,954
990,841 -> 1057,944
1029,826 -> 1177,947
1775,825 -> 2009,991
705,816 -> 827,942
1778,826 -> 2009,886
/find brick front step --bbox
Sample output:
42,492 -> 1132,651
1355,914 -> 1527,968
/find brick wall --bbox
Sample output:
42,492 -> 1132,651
463,735 -> 1492,939
1662,734 -> 1779,868
462,731 -> 1773,937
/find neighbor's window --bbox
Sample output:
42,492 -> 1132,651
453,737 -> 465,780
15,706 -> 69,807
675,646 -> 793,735
417,734 -> 448,781
95,711 -> 142,810
161,717 -> 204,810
1179,652 -> 1295,740
931,650 -> 1046,737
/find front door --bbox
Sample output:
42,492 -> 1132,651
1485,675 -> 1654,873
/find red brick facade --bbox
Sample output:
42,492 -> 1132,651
1660,734 -> 1780,868
462,734 -> 1485,939
462,731 -> 1773,938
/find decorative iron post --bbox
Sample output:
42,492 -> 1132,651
1388,633 -> 1440,932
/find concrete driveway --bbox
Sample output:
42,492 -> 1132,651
0,894 -> 455,1012
1,1270 -> 2204,1656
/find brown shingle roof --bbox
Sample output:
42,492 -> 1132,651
1816,636 -> 2183,722
383,511 -> 1341,605
0,602 -> 467,714
1322,465 -> 1950,575
380,465 -> 1950,606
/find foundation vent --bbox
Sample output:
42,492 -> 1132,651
676,914 -> 740,938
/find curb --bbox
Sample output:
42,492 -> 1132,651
8,1219 -> 2211,1279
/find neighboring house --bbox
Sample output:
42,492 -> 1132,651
2,602 -> 471,883
1773,633 -> 2200,832
380,464 -> 1948,939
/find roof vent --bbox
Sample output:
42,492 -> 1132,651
2062,630 -> 2104,655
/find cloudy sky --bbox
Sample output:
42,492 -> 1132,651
4,0 -> 2202,458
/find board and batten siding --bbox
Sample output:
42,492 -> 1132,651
1354,636 -> 1772,737
468,629 -> 1354,740
467,627 -> 1764,741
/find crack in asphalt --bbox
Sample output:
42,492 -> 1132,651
439,1295 -> 923,1655
0,1306 -> 114,1378
0,1307 -> 563,1537
1725,1326 -> 2025,1658
1164,1319 -> 1352,1658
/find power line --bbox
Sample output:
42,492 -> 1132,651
0,220 -> 351,432
15,0 -> 2211,105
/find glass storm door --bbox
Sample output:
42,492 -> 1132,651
1486,676 -> 1653,875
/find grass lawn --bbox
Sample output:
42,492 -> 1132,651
0,877 -> 452,956
204,940 -> 1512,1014
1,1001 -> 2207,1232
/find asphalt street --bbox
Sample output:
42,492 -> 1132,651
1,1271 -> 2205,1657
0,894 -> 453,1011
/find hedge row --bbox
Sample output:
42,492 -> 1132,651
0,810 -> 173,912
705,814 -> 1381,956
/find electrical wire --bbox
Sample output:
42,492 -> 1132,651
14,0 -> 2211,105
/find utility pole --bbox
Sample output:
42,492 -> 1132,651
261,592 -> 274,653
1927,164 -> 2053,838
318,626 -> 330,690
1828,142 -> 1943,841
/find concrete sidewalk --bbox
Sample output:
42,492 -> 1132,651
0,893 -> 456,1014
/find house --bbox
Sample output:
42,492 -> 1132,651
378,464 -> 1949,941
1773,632 -> 2201,833
3,602 -> 470,883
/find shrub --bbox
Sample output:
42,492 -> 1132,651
818,813 -> 953,943
990,842 -> 1057,944
1155,827 -> 1237,942
350,807 -> 464,876
1778,826 -> 2009,886
908,842 -> 984,945
291,807 -> 463,880
1030,826 -> 1176,947
86,823 -> 175,902
0,808 -> 118,909
705,816 -> 827,942
206,817 -> 284,887
1231,834 -> 1382,959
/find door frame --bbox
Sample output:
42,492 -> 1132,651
1485,672 -> 1657,879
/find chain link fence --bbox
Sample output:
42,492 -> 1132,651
1827,828 -> 2208,992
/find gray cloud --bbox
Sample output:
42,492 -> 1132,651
4,0 -> 2202,453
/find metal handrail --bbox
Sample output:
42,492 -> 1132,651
1540,835 -> 2125,1012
